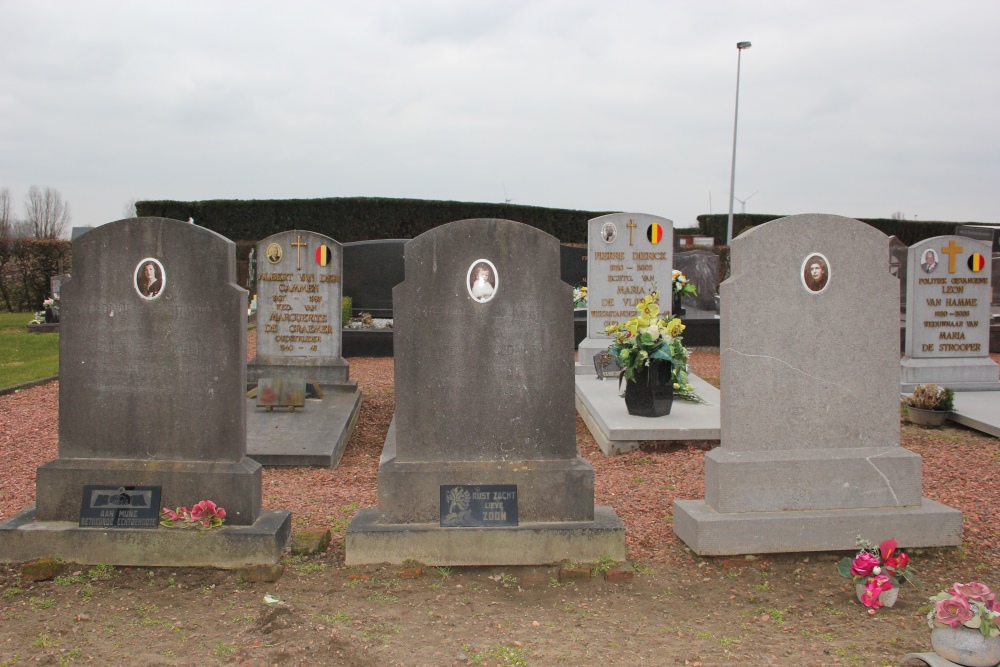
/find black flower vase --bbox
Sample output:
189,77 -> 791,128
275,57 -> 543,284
622,362 -> 674,417
672,291 -> 685,317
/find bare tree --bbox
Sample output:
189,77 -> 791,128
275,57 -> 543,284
122,199 -> 138,219
890,211 -> 906,220
0,188 -> 11,237
24,185 -> 71,239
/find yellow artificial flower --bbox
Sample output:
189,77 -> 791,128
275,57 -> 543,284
666,318 -> 685,337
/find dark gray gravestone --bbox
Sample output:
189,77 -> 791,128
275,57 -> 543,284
342,239 -> 408,318
347,219 -> 624,565
560,244 -> 588,289
674,214 -> 961,555
673,250 -> 719,312
37,218 -> 262,524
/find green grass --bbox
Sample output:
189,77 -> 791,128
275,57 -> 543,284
0,312 -> 59,388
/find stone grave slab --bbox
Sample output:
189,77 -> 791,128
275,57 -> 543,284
577,213 -> 674,374
347,219 -> 624,565
673,250 -> 719,312
900,235 -> 999,391
946,391 -> 1000,438
247,230 -> 363,466
673,214 -> 962,555
0,217 -> 290,567
575,373 -> 720,455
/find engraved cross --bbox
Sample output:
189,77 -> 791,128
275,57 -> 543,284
291,234 -> 308,270
941,239 -> 963,273
626,219 -> 637,246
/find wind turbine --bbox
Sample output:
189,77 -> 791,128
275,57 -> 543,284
733,190 -> 758,214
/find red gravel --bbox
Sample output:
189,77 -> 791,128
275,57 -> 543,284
3,347 -> 999,569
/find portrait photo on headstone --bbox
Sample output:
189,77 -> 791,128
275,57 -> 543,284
133,258 -> 165,299
467,259 -> 497,302
801,253 -> 829,293
920,248 -> 939,273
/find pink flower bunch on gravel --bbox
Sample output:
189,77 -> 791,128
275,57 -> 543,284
927,582 -> 1000,638
838,537 -> 920,610
160,500 -> 226,530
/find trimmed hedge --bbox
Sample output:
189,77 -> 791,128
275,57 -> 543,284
0,239 -> 72,312
136,197 -> 615,244
696,213 -> 974,247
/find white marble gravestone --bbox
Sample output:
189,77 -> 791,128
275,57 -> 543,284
576,213 -> 673,373
673,214 -> 961,555
900,235 -> 999,391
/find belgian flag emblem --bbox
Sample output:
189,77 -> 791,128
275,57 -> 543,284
968,253 -> 986,272
315,245 -> 332,266
646,223 -> 663,244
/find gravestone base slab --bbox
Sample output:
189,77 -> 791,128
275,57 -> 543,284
345,506 -> 625,566
946,392 -> 1000,437
900,357 -> 1000,392
672,497 -> 962,556
35,458 -> 262,526
704,446 -> 923,513
247,356 -> 350,385
574,373 -> 720,455
575,338 -> 612,375
0,506 -> 291,568
247,383 -> 362,467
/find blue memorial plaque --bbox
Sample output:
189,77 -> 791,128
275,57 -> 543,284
440,485 -> 518,527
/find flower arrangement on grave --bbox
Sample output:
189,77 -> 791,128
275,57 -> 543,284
903,384 -> 955,412
925,583 -> 1000,638
160,500 -> 226,530
603,290 -> 704,403
672,270 -> 697,299
573,285 -> 588,308
837,537 -> 919,609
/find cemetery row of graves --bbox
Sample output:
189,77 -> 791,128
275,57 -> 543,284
0,213 -> 998,665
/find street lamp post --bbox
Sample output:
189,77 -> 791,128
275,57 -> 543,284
726,41 -> 752,246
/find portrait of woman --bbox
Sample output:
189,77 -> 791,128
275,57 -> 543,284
801,253 -> 830,293
467,259 -> 498,303
134,258 -> 165,299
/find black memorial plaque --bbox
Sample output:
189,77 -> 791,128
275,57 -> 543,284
594,351 -> 623,380
440,485 -> 518,527
79,485 -> 162,528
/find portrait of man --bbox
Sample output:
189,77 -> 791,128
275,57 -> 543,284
802,254 -> 830,293
134,259 -> 165,299
601,222 -> 617,243
468,259 -> 497,303
920,248 -> 939,274
266,243 -> 283,264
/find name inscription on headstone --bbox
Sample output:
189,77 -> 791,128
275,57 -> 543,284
440,485 -> 518,527
79,485 -> 161,528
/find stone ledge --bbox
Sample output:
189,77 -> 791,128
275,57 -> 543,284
0,506 -> 292,568
345,506 -> 625,566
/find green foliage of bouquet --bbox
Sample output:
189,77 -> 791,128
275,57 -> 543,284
672,270 -> 697,298
604,290 -> 704,403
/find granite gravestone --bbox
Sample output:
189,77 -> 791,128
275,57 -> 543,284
1,218 -> 291,567
673,250 -> 719,313
901,235 -> 999,390
347,219 -> 624,565
889,235 -> 908,314
673,214 -> 961,555
576,213 -> 674,373
342,239 -> 408,318
249,230 -> 349,384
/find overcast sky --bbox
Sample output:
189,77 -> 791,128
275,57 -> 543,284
2,1 -> 998,234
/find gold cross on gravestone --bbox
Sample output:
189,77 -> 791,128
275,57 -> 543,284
626,219 -> 637,246
941,239 -> 963,273
290,234 -> 308,270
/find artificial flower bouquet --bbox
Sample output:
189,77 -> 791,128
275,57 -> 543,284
604,290 -> 704,403
838,537 -> 919,609
926,582 -> 1000,638
160,500 -> 227,530
573,285 -> 588,308
672,270 -> 697,298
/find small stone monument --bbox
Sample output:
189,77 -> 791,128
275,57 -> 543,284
673,214 -> 961,555
247,230 -> 362,466
347,219 -> 625,565
0,217 -> 290,567
576,213 -> 674,373
900,235 -> 999,391
888,235 -> 908,314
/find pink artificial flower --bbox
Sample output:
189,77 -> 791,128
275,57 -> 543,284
190,500 -> 218,520
879,538 -> 898,563
215,506 -> 226,519
161,508 -> 179,521
884,551 -> 909,573
952,582 -> 995,605
851,552 -> 880,578
861,575 -> 894,609
936,595 -> 974,628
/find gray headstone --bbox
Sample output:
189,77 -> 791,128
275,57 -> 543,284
347,219 -> 625,565
49,274 -> 70,300
342,239 -> 407,318
673,214 -> 961,555
673,250 -> 719,312
249,230 -> 349,384
888,235 -> 908,314
36,217 -> 263,525
900,235 -> 999,389
577,213 -> 673,370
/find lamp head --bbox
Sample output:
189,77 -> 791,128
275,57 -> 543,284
737,41 -> 752,50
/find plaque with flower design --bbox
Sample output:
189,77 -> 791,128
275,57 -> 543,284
440,485 -> 518,527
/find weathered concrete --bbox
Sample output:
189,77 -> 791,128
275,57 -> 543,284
947,391 -> 1000,437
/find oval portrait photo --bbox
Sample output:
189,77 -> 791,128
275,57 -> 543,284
134,258 -> 165,300
920,248 -> 939,274
467,259 -> 498,303
601,222 -> 617,243
801,253 -> 830,293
